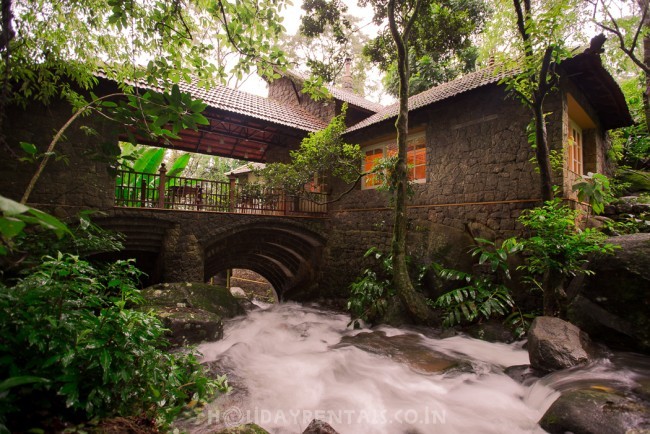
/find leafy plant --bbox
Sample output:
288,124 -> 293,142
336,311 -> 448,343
572,172 -> 615,215
0,195 -> 71,256
0,254 -> 228,431
347,247 -> 395,327
517,198 -> 616,281
431,238 -> 523,330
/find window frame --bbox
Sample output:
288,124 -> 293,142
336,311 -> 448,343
567,118 -> 584,175
361,132 -> 427,190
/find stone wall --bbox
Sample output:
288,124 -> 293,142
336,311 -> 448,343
0,97 -> 120,217
95,208 -> 328,298
267,77 -> 336,123
560,78 -> 612,201
319,84 -> 556,298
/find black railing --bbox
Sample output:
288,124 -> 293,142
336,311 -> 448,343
114,165 -> 327,216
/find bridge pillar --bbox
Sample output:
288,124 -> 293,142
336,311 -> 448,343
162,225 -> 205,282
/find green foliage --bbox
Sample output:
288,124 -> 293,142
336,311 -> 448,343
0,253 -> 228,430
431,238 -> 522,329
4,0 -> 290,109
258,105 -> 362,196
516,199 -> 616,283
0,195 -> 71,255
572,172 -> 615,215
347,248 -> 396,327
362,0 -> 490,97
609,76 -> 650,169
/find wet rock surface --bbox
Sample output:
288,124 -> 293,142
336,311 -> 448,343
215,423 -> 270,434
302,419 -> 340,434
540,388 -> 650,434
527,316 -> 592,373
569,233 -> 650,353
337,330 -> 460,373
141,282 -> 245,345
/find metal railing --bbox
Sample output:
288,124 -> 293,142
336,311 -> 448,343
114,165 -> 327,216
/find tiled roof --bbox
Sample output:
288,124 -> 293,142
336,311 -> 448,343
327,86 -> 384,113
276,68 -> 384,113
346,65 -> 510,133
96,70 -> 328,132
225,162 -> 266,176
177,81 -> 328,132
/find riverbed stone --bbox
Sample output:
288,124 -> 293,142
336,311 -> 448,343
215,423 -> 270,434
141,282 -> 245,345
302,419 -> 340,434
527,316 -> 592,372
503,364 -> 545,385
568,233 -> 650,353
337,330 -> 460,373
142,282 -> 245,317
539,389 -> 650,434
155,307 -> 223,346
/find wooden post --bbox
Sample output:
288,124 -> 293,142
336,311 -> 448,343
197,186 -> 203,211
228,175 -> 237,212
140,179 -> 146,207
158,163 -> 167,209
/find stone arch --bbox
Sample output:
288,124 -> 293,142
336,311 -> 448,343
93,216 -> 175,286
203,221 -> 325,300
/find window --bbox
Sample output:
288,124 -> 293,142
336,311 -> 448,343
568,118 -> 583,174
363,147 -> 384,188
362,132 -> 426,189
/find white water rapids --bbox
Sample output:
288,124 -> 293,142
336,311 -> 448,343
184,303 -> 647,433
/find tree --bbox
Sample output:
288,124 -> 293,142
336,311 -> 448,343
590,0 -> 650,130
497,0 -> 589,315
284,13 -> 371,95
498,0 -> 581,202
364,0 -> 490,97
1,0 -> 292,203
346,0 -> 430,323
257,105 -> 363,201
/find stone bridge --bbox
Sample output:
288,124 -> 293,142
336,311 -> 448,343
94,207 -> 328,300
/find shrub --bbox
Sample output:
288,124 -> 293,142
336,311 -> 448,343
0,253 -> 228,432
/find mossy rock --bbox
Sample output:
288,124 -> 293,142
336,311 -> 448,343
540,388 -> 650,434
156,307 -> 223,346
618,169 -> 650,193
142,282 -> 245,318
215,423 -> 270,434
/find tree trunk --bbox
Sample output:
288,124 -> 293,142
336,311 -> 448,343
542,269 -> 566,317
533,104 -> 554,202
637,1 -> 650,131
388,0 -> 430,324
638,0 -> 650,132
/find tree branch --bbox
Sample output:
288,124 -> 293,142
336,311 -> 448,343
22,93 -> 129,204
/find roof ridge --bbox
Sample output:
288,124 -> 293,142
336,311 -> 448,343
346,65 -> 509,133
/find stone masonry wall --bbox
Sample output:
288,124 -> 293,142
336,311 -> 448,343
267,77 -> 336,123
319,84 -> 558,298
1,97 -> 121,218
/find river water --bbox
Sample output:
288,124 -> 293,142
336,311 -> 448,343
184,302 -> 649,434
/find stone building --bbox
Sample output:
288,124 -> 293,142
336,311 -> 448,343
0,46 -> 632,300
264,50 -> 632,297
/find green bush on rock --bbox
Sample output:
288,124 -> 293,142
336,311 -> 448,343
0,253 -> 228,432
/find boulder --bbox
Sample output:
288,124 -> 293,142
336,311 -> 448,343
527,316 -> 592,372
302,419 -> 340,434
142,282 -> 245,317
617,169 -> 650,194
216,423 -> 270,434
568,233 -> 650,353
141,282 -> 245,345
539,389 -> 650,434
337,330 -> 460,374
155,307 -> 223,346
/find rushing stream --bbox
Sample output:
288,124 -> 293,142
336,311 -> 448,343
182,302 -> 650,434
